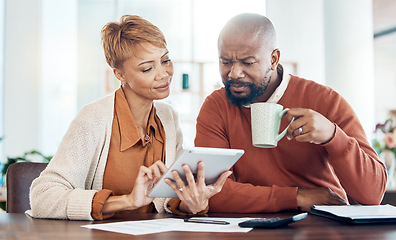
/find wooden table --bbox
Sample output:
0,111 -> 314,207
1,212 -> 396,240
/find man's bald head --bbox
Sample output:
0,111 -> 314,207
219,13 -> 277,52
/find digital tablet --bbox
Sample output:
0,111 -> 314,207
148,147 -> 244,198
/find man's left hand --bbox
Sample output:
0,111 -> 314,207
286,108 -> 335,144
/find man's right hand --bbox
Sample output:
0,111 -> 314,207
297,187 -> 348,212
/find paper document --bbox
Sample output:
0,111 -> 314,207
81,217 -> 254,235
310,204 -> 396,223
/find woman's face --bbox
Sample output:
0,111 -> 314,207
115,42 -> 173,101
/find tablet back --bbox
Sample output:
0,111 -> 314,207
148,147 -> 244,198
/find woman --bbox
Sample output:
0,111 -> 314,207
29,15 -> 231,220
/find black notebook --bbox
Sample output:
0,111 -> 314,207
310,204 -> 396,224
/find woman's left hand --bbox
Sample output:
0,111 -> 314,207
164,161 -> 232,214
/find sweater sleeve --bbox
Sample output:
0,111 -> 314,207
29,103 -> 110,220
195,94 -> 299,213
321,94 -> 387,205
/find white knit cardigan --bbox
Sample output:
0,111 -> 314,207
29,92 -> 184,220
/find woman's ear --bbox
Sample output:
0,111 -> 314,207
113,68 -> 125,82
270,49 -> 280,70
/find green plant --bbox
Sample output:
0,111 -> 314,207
1,150 -> 52,176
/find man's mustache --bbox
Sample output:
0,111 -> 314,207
225,79 -> 251,87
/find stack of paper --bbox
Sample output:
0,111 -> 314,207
310,204 -> 396,224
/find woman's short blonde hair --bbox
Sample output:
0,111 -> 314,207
101,15 -> 166,69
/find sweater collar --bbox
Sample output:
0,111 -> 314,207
244,63 -> 291,108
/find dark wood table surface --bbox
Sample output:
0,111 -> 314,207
1,211 -> 396,240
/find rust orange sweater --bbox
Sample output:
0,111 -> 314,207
195,75 -> 387,213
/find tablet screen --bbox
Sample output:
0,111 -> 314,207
148,147 -> 244,198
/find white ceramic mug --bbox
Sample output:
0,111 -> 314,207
251,102 -> 294,148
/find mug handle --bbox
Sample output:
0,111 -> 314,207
276,108 -> 295,141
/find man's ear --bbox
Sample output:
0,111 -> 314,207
270,49 -> 280,70
113,68 -> 125,82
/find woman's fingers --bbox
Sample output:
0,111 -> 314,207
212,171 -> 232,192
150,161 -> 167,177
138,166 -> 152,180
153,160 -> 168,174
182,164 -> 199,194
164,178 -> 178,192
163,162 -> 232,214
196,161 -> 206,188
164,177 -> 185,201
171,169 -> 187,189
150,165 -> 161,180
149,161 -> 167,184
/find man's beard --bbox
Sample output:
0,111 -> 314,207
224,78 -> 270,106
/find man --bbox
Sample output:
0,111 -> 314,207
195,13 -> 387,213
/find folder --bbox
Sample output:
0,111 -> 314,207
310,204 -> 396,224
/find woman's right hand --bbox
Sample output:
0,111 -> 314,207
101,160 -> 167,214
127,160 -> 167,209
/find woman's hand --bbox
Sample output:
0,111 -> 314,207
127,160 -> 167,209
102,160 -> 167,214
164,161 -> 232,214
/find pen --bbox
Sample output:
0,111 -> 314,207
184,218 -> 230,225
